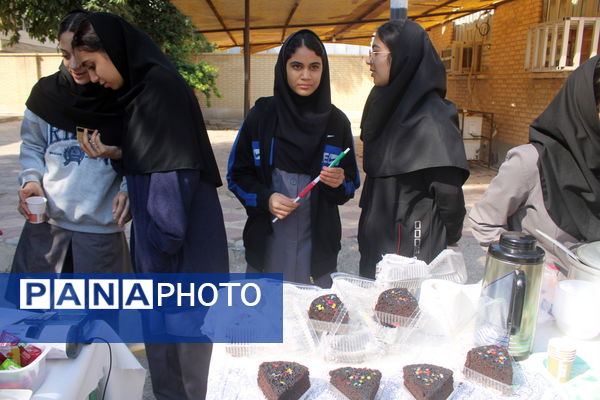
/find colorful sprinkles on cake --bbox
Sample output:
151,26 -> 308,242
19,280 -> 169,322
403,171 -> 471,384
270,363 -> 295,386
343,368 -> 380,387
477,345 -> 509,365
314,294 -> 341,312
411,366 -> 445,387
387,288 -> 412,302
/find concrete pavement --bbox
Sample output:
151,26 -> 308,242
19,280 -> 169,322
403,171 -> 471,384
0,117 -> 497,399
1,117 -> 496,281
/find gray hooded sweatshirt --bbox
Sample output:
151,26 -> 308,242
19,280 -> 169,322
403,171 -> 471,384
19,109 -> 126,234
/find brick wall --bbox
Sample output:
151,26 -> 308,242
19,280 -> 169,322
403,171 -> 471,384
428,21 -> 454,50
428,0 -> 568,167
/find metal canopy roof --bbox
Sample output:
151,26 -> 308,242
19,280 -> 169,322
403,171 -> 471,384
171,0 -> 512,53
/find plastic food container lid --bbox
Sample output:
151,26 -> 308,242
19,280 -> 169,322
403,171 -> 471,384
575,242 -> 600,270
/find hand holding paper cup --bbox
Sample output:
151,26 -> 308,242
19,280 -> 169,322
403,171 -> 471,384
25,196 -> 47,224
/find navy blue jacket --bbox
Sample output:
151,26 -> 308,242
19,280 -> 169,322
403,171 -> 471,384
227,97 -> 360,279
127,170 -> 228,273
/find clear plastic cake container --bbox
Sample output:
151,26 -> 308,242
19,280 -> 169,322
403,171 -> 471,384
223,326 -> 272,358
331,273 -> 378,303
460,343 -> 524,397
375,250 -> 468,290
373,309 -> 422,329
303,289 -> 352,336
462,366 -> 514,396
308,311 -> 351,335
331,272 -> 377,291
330,273 -> 381,321
225,342 -> 271,358
396,380 -> 461,400
211,358 -> 316,400
319,328 -> 385,364
375,278 -> 422,294
372,307 -> 422,349
283,281 -> 322,294
326,378 -> 397,400
376,254 -> 429,278
277,302 -> 319,355
426,250 -> 468,284
226,292 -> 320,358
0,345 -> 51,391
283,282 -> 322,319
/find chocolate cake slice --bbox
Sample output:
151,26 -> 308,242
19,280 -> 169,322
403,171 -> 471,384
465,345 -> 512,385
374,288 -> 419,327
403,364 -> 454,400
308,294 -> 349,323
258,361 -> 310,400
329,367 -> 382,400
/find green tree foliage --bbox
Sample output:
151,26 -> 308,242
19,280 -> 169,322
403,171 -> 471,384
0,0 -> 220,104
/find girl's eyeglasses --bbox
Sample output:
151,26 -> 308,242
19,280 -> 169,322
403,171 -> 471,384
367,50 -> 390,60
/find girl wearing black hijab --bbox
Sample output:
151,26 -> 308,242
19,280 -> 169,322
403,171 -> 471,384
11,11 -> 130,274
228,30 -> 360,287
358,20 -> 469,278
70,11 -> 228,400
470,56 -> 600,269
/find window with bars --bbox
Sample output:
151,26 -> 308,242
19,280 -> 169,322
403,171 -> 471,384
439,11 -> 492,74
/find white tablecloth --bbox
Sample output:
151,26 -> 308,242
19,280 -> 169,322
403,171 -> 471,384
32,342 -> 146,400
520,320 -> 600,400
0,310 -> 146,400
206,313 -> 600,399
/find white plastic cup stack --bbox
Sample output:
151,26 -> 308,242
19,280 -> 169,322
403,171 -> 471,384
26,196 -> 47,224
553,280 -> 600,339
547,337 -> 576,383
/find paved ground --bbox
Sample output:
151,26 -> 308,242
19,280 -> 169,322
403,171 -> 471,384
0,117 -> 497,399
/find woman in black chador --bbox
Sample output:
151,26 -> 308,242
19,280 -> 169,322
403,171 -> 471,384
70,11 -> 228,400
358,20 -> 469,278
228,30 -> 360,288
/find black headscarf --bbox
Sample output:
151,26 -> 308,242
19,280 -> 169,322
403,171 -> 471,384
82,12 -> 221,185
529,55 -> 600,241
25,64 -> 124,145
360,20 -> 469,179
273,29 -> 332,174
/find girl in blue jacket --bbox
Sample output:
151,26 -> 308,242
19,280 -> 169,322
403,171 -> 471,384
228,30 -> 360,288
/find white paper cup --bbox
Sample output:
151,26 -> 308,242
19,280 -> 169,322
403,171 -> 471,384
548,338 -> 576,358
547,337 -> 577,382
26,196 -> 47,224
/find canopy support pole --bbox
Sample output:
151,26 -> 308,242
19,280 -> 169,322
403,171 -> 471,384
244,0 -> 251,117
391,0 -> 408,20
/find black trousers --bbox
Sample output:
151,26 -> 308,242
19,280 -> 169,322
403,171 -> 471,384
145,342 -> 213,400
